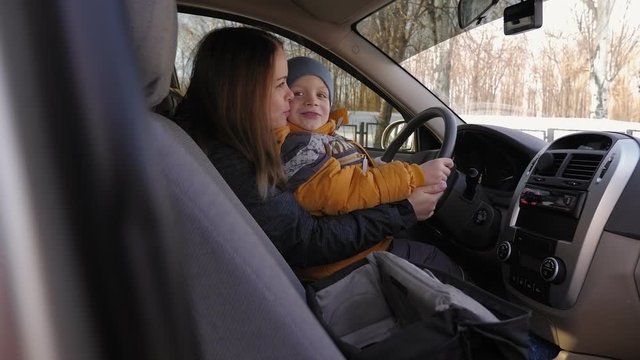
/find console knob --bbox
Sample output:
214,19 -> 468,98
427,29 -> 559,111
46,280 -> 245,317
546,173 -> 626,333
540,257 -> 566,283
496,241 -> 512,262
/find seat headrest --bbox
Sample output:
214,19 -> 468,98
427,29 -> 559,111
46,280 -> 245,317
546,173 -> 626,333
124,0 -> 178,108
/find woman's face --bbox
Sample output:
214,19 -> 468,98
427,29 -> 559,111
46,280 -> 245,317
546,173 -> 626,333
269,47 -> 293,129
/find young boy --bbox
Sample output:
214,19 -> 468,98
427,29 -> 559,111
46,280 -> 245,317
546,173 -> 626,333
277,56 -> 453,216
275,57 -> 456,280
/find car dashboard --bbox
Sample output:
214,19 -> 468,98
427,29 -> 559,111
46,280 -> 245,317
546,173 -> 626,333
433,124 -> 545,250
497,131 -> 640,359
445,124 -> 640,358
454,126 -> 535,194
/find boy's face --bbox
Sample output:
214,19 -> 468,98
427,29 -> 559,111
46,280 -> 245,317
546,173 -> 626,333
287,75 -> 331,131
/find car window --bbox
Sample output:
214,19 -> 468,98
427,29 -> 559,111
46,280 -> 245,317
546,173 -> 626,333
176,12 -> 414,151
358,0 -> 640,142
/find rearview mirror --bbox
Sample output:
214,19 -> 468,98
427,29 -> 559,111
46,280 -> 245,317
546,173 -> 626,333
458,0 -> 498,29
503,0 -> 543,35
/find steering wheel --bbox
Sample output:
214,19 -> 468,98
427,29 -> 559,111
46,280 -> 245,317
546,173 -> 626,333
380,107 -> 501,251
381,107 -> 457,162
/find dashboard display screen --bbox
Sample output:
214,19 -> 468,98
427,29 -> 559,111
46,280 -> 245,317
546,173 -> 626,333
516,205 -> 579,241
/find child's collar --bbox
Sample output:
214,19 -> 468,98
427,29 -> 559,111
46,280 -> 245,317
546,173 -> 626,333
287,119 -> 336,135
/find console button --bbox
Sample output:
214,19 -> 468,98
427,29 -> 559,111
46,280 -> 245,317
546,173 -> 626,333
540,257 -> 566,283
563,195 -> 575,206
473,208 -> 488,224
597,157 -> 613,182
496,241 -> 512,262
532,282 -> 542,295
525,279 -> 533,291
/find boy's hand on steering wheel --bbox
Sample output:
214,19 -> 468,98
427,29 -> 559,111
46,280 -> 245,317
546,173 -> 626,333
420,158 -> 454,186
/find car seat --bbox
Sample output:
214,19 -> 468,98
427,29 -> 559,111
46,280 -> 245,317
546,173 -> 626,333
124,0 -> 345,358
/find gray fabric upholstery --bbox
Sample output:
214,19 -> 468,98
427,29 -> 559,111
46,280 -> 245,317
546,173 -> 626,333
315,262 -> 396,348
314,251 -> 497,349
124,0 -> 177,107
149,113 -> 344,359
150,113 -> 305,293
124,0 -> 345,358
372,251 -> 497,323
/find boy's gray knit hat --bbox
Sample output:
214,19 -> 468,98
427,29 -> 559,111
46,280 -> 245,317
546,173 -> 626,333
287,56 -> 333,105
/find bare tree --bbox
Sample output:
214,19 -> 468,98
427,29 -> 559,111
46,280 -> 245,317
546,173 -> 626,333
580,0 -> 639,118
176,15 -> 242,91
444,22 -> 529,116
610,74 -> 639,121
359,0 -> 458,147
532,30 -> 591,118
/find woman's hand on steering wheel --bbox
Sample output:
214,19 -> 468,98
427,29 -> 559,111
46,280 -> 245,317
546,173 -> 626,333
407,184 -> 447,221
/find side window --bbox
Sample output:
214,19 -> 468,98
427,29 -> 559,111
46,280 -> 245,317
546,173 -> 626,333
176,13 -> 414,152
175,14 -> 237,90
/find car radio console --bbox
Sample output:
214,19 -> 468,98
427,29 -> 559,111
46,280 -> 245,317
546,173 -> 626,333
499,132 -> 639,309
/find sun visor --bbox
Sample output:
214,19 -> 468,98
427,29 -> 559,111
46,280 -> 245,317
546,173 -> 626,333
292,0 -> 380,24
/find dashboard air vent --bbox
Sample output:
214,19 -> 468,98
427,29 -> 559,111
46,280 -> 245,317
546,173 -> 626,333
562,154 -> 603,181
535,152 -> 567,176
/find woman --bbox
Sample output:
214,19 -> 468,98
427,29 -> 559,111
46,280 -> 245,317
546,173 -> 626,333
174,27 -> 462,280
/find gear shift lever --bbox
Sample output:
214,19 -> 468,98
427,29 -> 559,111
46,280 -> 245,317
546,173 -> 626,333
464,168 -> 480,200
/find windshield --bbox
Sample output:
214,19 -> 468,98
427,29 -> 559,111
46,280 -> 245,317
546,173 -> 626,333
358,0 -> 640,141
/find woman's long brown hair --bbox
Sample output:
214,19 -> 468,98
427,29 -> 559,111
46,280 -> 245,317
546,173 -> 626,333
177,27 -> 286,198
